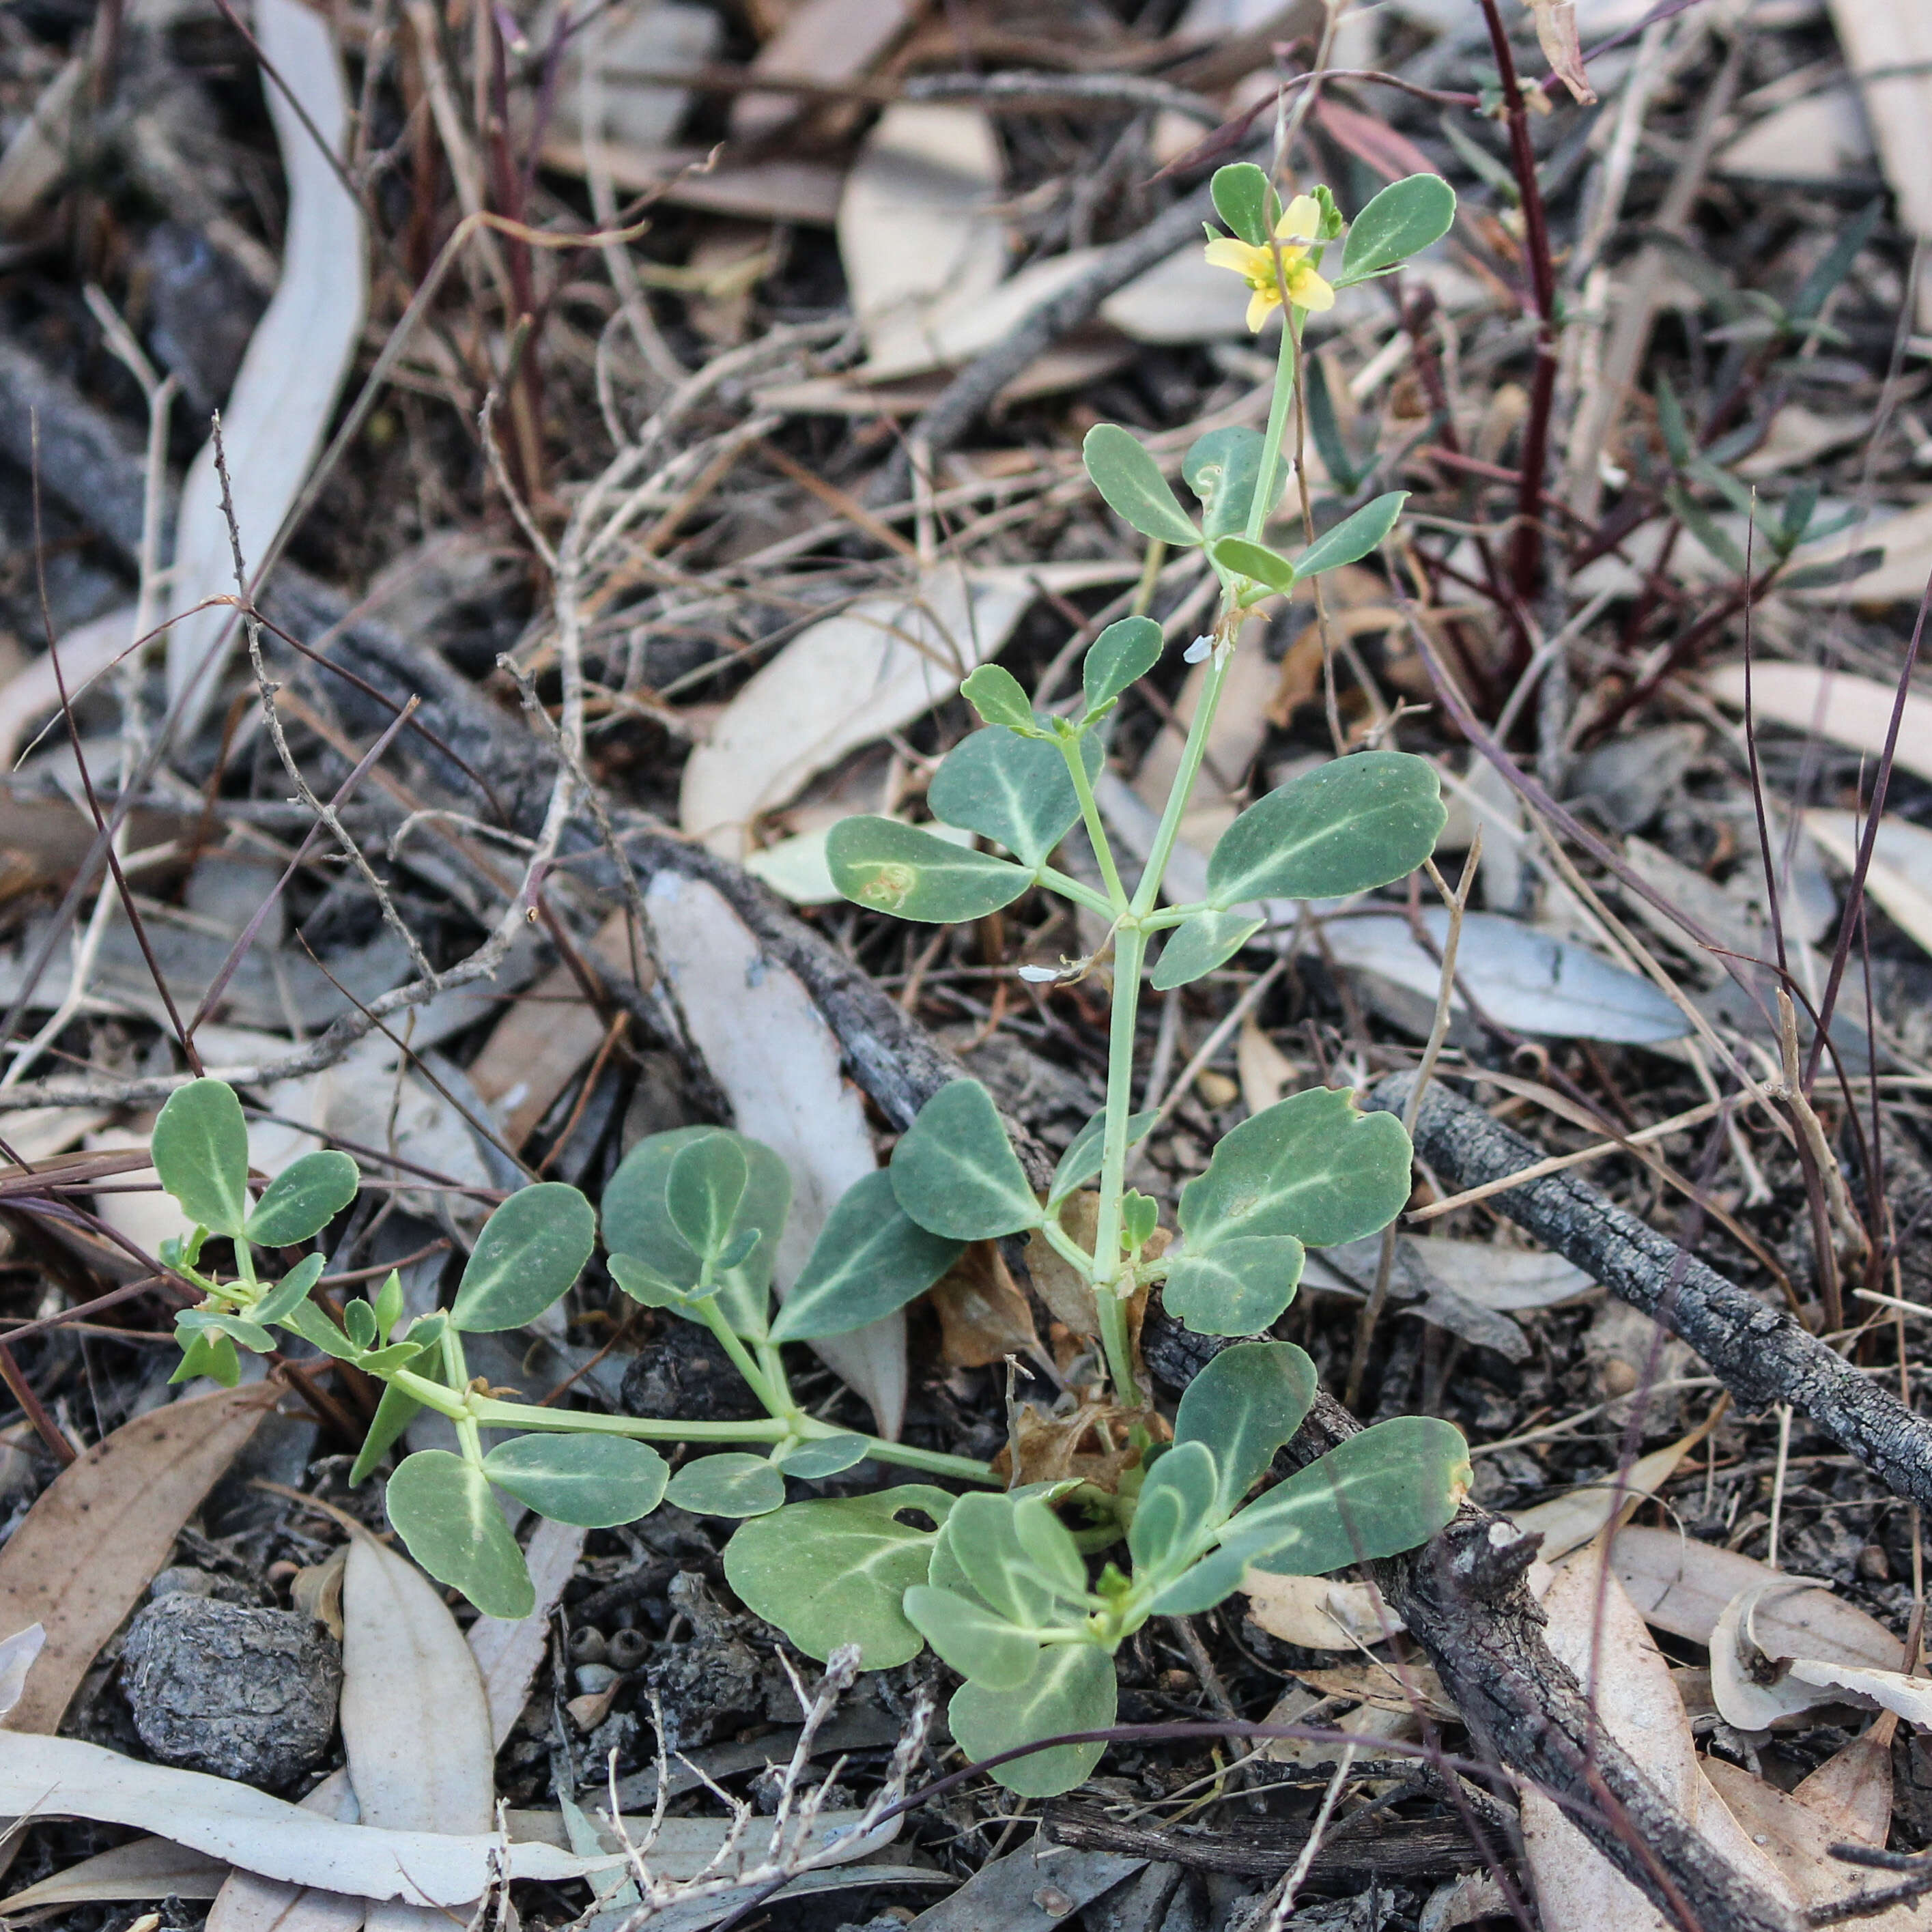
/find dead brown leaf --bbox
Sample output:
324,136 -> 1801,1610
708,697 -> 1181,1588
929,1240 -> 1042,1369
1525,0 -> 1595,105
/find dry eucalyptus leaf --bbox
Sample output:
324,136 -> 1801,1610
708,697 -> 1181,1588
0,1835 -> 233,1912
204,1771 -> 365,1932
1791,1713 -> 1897,1848
1712,1580 -> 1932,1733
1806,810 -> 1932,962
1706,662 -> 1932,784
1292,1658 -> 1455,1723
1240,1573 -> 1404,1650
468,1516 -> 587,1746
1236,1017 -> 1297,1116
1000,1400 -> 1143,1491
289,1551 -> 346,1643
1514,1415 -> 1711,1566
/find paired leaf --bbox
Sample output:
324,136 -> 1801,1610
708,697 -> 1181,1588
724,1486 -> 956,1667
769,1169 -> 963,1341
771,1434 -> 870,1478
904,1585 -> 1042,1690
244,1150 -> 358,1247
950,1643 -> 1116,1798
254,1251 -> 326,1326
1179,1085 -> 1412,1251
1338,174 -> 1456,283
1174,1339 -> 1317,1518
1206,751 -> 1444,907
1210,162 -> 1275,247
386,1449 -> 535,1620
1162,1236 -> 1305,1336
890,1079 -> 1042,1240
666,1133 -> 750,1265
1081,425 -> 1201,548
1184,427 -> 1281,543
1128,1438 -> 1218,1577
1151,910 -> 1266,991
959,663 -> 1038,734
665,1453 -> 786,1518
935,1492 -> 1088,1629
172,1327 -> 240,1387
1081,616 -> 1163,716
1212,537 -> 1296,596
827,816 -> 1033,923
481,1434 -> 668,1527
1293,492 -> 1408,579
929,727 -> 1100,870
152,1077 -> 252,1236
1049,1107 -> 1157,1205
449,1182 -> 597,1333
349,1380 -> 423,1486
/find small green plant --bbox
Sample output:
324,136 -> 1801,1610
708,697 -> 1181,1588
152,165 -> 1470,1795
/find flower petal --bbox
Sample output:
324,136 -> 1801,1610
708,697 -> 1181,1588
1288,264 -> 1335,313
1276,195 -> 1322,244
1204,236 -> 1265,278
1245,285 -> 1277,332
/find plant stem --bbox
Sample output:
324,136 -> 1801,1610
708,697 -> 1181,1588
1091,922 -> 1148,1401
1247,310 -> 1303,548
441,1329 -> 485,1467
694,1296 -> 789,1415
1060,740 -> 1128,910
1036,867 -> 1119,920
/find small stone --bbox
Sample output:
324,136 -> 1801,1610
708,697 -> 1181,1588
576,1662 -> 619,1694
121,1594 -> 341,1789
1034,1885 -> 1076,1917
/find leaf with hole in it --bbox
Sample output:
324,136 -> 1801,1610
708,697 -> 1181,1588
1081,616 -> 1163,718
1206,751 -> 1444,907
1081,425 -> 1202,548
480,1434 -> 668,1528
1049,1107 -> 1157,1206
603,1126 -> 790,1339
771,1434 -> 869,1478
1162,1236 -> 1305,1336
1181,1085 -> 1412,1252
828,816 -> 1033,924
950,1643 -> 1116,1797
904,1585 -> 1041,1690
724,1486 -> 956,1667
959,664 -> 1039,734
1337,173 -> 1455,283
386,1449 -> 535,1620
1174,1339 -> 1317,1518
243,1149 -> 359,1247
1225,1415 -> 1471,1576
1292,492 -> 1408,578
1183,427 -> 1283,543
769,1169 -> 963,1342
665,1132 -> 749,1265
449,1182 -> 596,1333
1212,536 -> 1296,596
929,727 -> 1101,871
1128,1438 -> 1219,1577
665,1453 -> 786,1519
1151,910 -> 1266,991
152,1078 -> 252,1237
1210,161 -> 1275,246
890,1079 -> 1042,1240
254,1252 -> 325,1327
349,1379 -> 423,1486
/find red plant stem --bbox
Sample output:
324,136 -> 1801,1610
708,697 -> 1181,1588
1475,0 -> 1561,621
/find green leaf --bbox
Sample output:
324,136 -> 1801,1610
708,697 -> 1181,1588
178,1307 -> 274,1354
960,664 -> 1038,734
280,1298 -> 360,1361
481,1434 -> 669,1527
1304,354 -> 1363,494
1789,196 -> 1882,329
345,1300 -> 378,1350
890,1079 -> 1042,1240
1183,427 -> 1282,543
254,1252 -> 325,1327
603,1127 -> 790,1339
1081,617 -> 1163,716
950,1643 -> 1116,1798
1049,1107 -> 1157,1205
152,1077 -> 252,1237
771,1434 -> 870,1478
1120,1191 -> 1158,1254
244,1150 -> 359,1247
1211,536 -> 1296,596
1151,910 -> 1266,991
903,1585 -> 1041,1690
1338,174 -> 1455,283
724,1487 -> 956,1667
1081,425 -> 1202,548
928,728 -> 1101,871
1162,1236 -> 1305,1336
1655,372 -> 1692,472
1293,492 -> 1408,578
449,1182 -> 596,1333
1174,1339 -> 1316,1518
827,816 -> 1033,924
1780,548 -> 1886,593
1206,751 -> 1444,907
386,1449 -> 535,1620
1180,1085 -> 1412,1251
1227,1416 -> 1471,1576
1128,1438 -> 1218,1576
1210,162 -> 1275,246
666,1133 -> 749,1265
373,1268 -> 403,1343
172,1328 -> 240,1387
935,1492 -> 1088,1629
349,1380 -> 423,1486
665,1453 -> 786,1518
1666,484 -> 1746,573
769,1170 -> 963,1341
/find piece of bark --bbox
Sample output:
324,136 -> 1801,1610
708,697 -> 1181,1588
1367,1071 -> 1932,1510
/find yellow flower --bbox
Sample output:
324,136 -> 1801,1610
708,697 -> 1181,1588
1203,193 -> 1336,332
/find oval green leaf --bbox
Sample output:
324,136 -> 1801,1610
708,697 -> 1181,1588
666,1132 -> 750,1264
1150,910 -> 1266,991
386,1449 -> 535,1620
665,1453 -> 786,1518
1206,751 -> 1444,907
1339,173 -> 1456,284
1210,161 -> 1275,247
771,1433 -> 870,1478
481,1434 -> 669,1527
827,816 -> 1033,923
1081,616 -> 1163,716
152,1077 -> 252,1237
348,1379 -> 423,1486
928,728 -> 1100,871
1081,425 -> 1202,548
1128,1438 -> 1218,1576
255,1251 -> 326,1327
769,1169 -> 963,1342
1211,536 -> 1296,597
904,1585 -> 1040,1690
889,1079 -> 1043,1240
1048,1106 -> 1157,1205
950,1643 -> 1117,1798
1163,1236 -> 1305,1336
1292,491 -> 1408,580
449,1182 -> 596,1333
1173,1339 -> 1317,1519
244,1148 -> 359,1248
960,664 -> 1038,733
1184,427 -> 1278,543
1180,1085 -> 1411,1252
724,1486 -> 955,1667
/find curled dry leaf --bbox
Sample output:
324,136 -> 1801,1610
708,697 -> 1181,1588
1792,1713 -> 1897,1848
1,1834 -> 233,1912
1526,0 -> 1596,104
928,1240 -> 1042,1369
1711,1579 -> 1932,1733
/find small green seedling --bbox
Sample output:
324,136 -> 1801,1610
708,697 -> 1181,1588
154,164 -> 1469,1793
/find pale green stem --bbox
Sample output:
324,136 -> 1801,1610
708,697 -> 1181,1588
1247,287 -> 1303,546
692,1295 -> 787,1415
1034,867 -> 1117,920
752,1337 -> 797,1419
1040,1212 -> 1097,1281
441,1329 -> 485,1468
1090,921 -> 1148,1400
1058,739 -> 1128,911
1128,651 -> 1234,924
